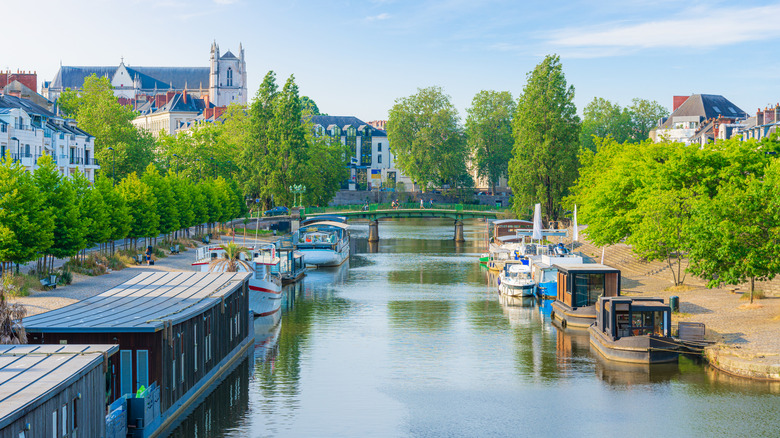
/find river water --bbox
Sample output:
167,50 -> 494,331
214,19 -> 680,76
172,219 -> 780,437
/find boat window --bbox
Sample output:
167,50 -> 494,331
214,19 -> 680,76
137,350 -> 149,390
573,273 -> 604,307
630,311 -> 654,336
120,350 -> 132,396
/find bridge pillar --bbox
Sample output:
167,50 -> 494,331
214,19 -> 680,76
368,220 -> 380,242
454,220 -> 465,242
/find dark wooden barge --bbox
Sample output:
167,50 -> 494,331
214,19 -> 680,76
589,296 -> 680,364
551,264 -> 621,329
0,344 -> 118,438
23,271 -> 252,438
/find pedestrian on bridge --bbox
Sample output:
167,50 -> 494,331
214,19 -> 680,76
420,199 -> 424,209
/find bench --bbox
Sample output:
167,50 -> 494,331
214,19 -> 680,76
136,254 -> 145,265
169,244 -> 180,255
202,236 -> 210,244
39,275 -> 58,290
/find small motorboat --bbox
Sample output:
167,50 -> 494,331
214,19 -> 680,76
498,260 -> 535,297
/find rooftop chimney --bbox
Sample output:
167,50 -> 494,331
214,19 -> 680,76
673,96 -> 689,112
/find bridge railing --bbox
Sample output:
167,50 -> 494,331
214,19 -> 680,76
304,203 -> 510,214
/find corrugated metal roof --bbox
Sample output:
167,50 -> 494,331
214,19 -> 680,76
0,344 -> 118,428
24,272 -> 248,333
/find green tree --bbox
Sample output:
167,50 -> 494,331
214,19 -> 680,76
387,86 -> 471,190
300,96 -> 322,115
303,132 -> 350,206
580,97 -> 632,151
141,164 -> 179,239
169,173 -> 195,237
0,156 -> 53,271
627,98 -> 669,141
80,181 -> 111,251
240,71 -> 279,202
509,55 -> 580,222
118,172 -> 159,248
466,90 -> 515,195
95,175 -> 132,251
59,75 -> 154,178
32,155 -> 80,268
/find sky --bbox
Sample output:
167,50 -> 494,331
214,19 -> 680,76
4,0 -> 780,122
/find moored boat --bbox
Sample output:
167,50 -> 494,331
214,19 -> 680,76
193,242 -> 282,322
498,260 -> 535,297
529,252 -> 584,299
294,220 -> 350,267
277,247 -> 306,284
550,263 -> 621,329
589,296 -> 681,364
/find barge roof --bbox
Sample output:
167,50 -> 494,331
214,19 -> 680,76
0,344 -> 118,429
23,272 -> 248,333
554,263 -> 620,274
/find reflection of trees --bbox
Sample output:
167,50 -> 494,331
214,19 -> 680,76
168,355 -> 251,437
387,300 -> 453,332
465,299 -> 511,333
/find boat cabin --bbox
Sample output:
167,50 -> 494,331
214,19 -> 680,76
530,254 -> 584,298
555,264 -> 621,309
276,248 -> 306,283
0,345 -> 118,438
24,272 -> 252,438
594,297 -> 671,339
491,219 -> 533,244
296,221 -> 349,248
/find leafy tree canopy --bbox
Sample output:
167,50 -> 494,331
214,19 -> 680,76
466,90 -> 515,195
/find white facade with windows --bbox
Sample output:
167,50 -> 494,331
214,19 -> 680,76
0,95 -> 98,182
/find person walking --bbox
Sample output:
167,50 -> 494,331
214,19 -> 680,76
420,198 -> 424,209
145,246 -> 153,265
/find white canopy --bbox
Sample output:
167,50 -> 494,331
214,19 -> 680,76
573,204 -> 579,242
532,203 -> 542,241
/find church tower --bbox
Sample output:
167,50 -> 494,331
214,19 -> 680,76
209,41 -> 247,107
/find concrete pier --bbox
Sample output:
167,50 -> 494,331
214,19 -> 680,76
454,220 -> 465,242
368,220 -> 380,242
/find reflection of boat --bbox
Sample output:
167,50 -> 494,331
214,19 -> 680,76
589,297 -> 681,364
593,354 -> 680,386
304,258 -> 350,289
294,220 -> 350,267
498,260 -> 535,297
254,318 -> 282,362
479,252 -> 489,265
194,243 -> 282,320
498,293 -> 537,327
550,264 -> 621,329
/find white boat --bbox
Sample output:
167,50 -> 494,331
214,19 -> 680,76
294,220 -> 350,267
498,260 -> 536,297
193,242 -> 282,324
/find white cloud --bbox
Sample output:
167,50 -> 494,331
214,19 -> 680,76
549,4 -> 780,52
366,12 -> 391,22
213,0 -> 238,4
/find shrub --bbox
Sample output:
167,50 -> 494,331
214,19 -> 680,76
153,247 -> 167,258
740,290 -> 766,300
63,254 -> 108,276
1,273 -> 38,296
58,270 -> 73,285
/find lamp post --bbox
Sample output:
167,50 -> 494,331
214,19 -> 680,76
107,147 -> 115,186
289,184 -> 306,208
173,154 -> 179,175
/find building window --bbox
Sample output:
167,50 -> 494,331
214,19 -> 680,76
120,350 -> 132,395
52,410 -> 57,438
137,350 -> 149,390
360,128 -> 372,166
227,68 -> 233,87
378,154 -> 382,164
378,142 -> 382,152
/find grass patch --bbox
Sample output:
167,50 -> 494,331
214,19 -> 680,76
1,273 -> 40,296
739,290 -> 766,300
63,254 -> 109,276
738,302 -> 764,310
665,284 -> 696,293
152,246 -> 167,259
232,228 -> 273,236
673,311 -> 692,318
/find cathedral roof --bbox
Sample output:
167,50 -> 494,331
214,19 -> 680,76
49,65 -> 209,91
220,51 -> 238,60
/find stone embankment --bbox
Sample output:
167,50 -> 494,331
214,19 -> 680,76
572,231 -> 780,381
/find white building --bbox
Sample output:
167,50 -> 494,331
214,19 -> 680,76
650,94 -> 747,144
309,115 -> 412,190
42,41 -> 247,107
0,94 -> 98,182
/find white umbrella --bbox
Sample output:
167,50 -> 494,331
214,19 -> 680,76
532,203 -> 542,241
573,204 -> 579,242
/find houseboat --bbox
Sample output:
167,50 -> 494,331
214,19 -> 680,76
294,220 -> 350,267
589,296 -> 681,364
487,245 -> 513,272
277,247 -> 306,284
23,271 -> 253,438
529,252 -> 584,299
193,243 -> 282,322
0,344 -> 118,438
498,260 -> 536,297
490,219 -> 533,244
550,264 -> 621,329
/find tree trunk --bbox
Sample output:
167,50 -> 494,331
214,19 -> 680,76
750,276 -> 755,304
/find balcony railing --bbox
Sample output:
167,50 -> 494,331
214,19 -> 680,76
85,158 -> 99,166
69,156 -> 82,165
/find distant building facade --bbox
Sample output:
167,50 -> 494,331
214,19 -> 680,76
0,94 -> 98,182
310,115 -> 411,190
650,94 -> 747,144
738,104 -> 780,141
42,41 -> 247,108
132,90 -> 214,138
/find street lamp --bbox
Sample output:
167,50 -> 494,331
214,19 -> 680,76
289,184 -> 306,207
107,147 -> 115,186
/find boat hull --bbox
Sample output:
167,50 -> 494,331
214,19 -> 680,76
299,246 -> 349,267
248,278 -> 282,325
535,281 -> 557,299
498,281 -> 536,297
588,325 -> 680,364
550,300 -> 597,329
